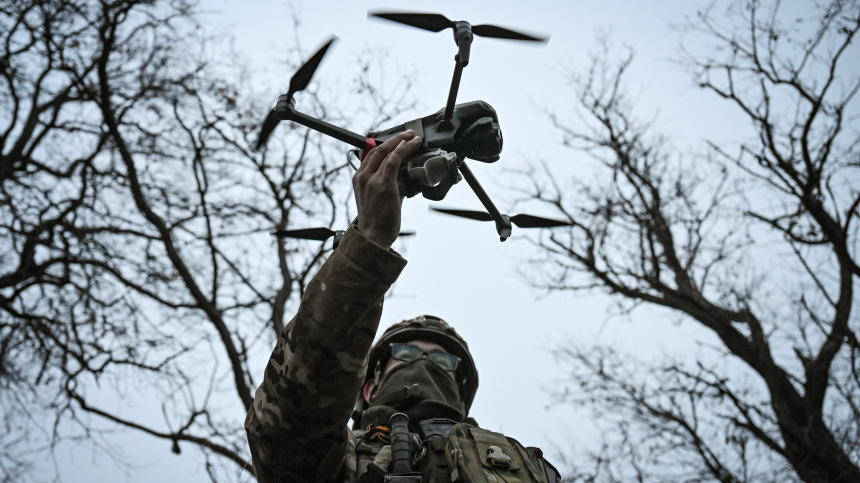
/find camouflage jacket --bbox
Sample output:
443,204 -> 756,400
245,228 -> 562,483
245,227 -> 407,483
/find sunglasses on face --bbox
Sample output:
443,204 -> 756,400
389,343 -> 461,372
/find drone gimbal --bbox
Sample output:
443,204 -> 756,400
258,11 -> 568,242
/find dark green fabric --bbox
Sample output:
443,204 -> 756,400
446,424 -> 549,483
361,358 -> 465,428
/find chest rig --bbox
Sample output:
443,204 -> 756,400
355,413 -> 561,483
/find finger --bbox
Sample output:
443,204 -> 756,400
360,130 -> 414,173
381,136 -> 422,181
364,130 -> 414,173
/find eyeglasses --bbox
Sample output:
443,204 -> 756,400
389,343 -> 461,372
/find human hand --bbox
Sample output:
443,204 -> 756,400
353,130 -> 422,249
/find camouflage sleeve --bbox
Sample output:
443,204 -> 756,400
245,227 -> 407,483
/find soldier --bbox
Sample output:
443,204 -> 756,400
245,130 -> 560,482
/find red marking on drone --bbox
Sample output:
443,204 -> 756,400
360,137 -> 377,162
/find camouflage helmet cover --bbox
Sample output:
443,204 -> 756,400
363,315 -> 479,413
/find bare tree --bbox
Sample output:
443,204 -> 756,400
0,0 -> 414,481
517,1 -> 860,482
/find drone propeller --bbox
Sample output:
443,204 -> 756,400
255,37 -> 337,151
430,207 -> 572,229
368,12 -> 548,42
370,11 -> 547,125
287,37 -> 336,98
271,227 -> 415,241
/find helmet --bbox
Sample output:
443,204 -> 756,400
356,315 -> 479,420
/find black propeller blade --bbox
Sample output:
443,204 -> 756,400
271,227 -> 415,241
430,207 -> 572,228
272,227 -> 339,241
287,37 -> 336,98
369,12 -> 454,32
369,11 -> 548,42
505,214 -> 571,229
255,37 -> 337,151
471,24 -> 546,42
255,109 -> 280,151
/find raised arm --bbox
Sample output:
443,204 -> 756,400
245,131 -> 421,482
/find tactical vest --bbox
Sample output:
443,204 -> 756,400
353,418 -> 561,483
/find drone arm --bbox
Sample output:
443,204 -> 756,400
441,61 -> 464,123
456,158 -> 512,241
275,96 -> 368,149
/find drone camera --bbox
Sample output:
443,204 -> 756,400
459,116 -> 502,162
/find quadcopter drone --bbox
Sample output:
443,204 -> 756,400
259,11 -> 573,244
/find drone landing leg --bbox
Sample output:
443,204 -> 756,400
457,159 -> 512,241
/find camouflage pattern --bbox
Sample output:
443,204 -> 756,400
245,227 -> 407,483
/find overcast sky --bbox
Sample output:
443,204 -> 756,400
53,1 -> 763,481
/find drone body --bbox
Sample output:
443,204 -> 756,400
367,100 -> 502,200
258,11 -> 570,242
